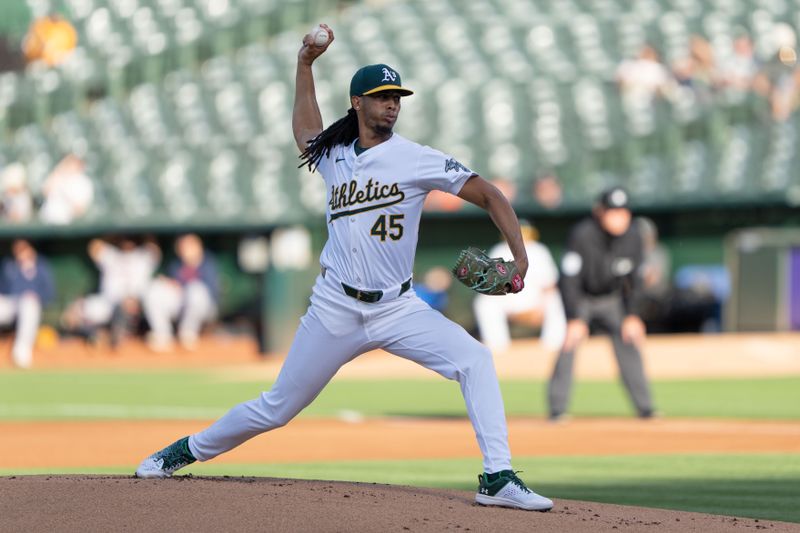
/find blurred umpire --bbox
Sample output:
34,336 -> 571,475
548,187 -> 657,420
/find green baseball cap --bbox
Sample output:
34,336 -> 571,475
349,64 -> 414,97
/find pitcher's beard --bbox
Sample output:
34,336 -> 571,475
373,123 -> 393,136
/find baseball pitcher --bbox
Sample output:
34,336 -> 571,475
135,24 -> 553,512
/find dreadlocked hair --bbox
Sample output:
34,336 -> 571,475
299,107 -> 359,172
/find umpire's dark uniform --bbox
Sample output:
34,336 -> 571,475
548,188 -> 656,419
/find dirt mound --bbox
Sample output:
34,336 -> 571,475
0,476 -> 794,533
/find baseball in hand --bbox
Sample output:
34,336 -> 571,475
311,25 -> 329,46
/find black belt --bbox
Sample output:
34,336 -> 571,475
341,279 -> 412,303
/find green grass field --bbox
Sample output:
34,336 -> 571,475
1,369 -> 798,522
1,370 -> 799,420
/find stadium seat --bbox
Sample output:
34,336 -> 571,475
2,0 -> 799,227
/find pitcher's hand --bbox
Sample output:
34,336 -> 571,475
298,24 -> 334,66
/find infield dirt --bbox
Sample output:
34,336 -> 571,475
2,417 -> 800,469
1,475 -> 797,533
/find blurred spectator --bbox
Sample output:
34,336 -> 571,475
39,154 -> 94,225
490,177 -> 517,204
1,162 -> 33,223
62,236 -> 161,346
671,264 -> 731,333
423,189 -> 465,212
415,266 -> 452,314
144,234 -> 219,352
532,172 -> 563,210
637,217 -> 672,332
719,31 -> 758,100
671,35 -> 718,107
22,13 -> 77,67
549,187 -> 656,420
473,221 -> 566,353
616,44 -> 673,103
753,22 -> 799,122
0,36 -> 25,72
0,240 -> 55,368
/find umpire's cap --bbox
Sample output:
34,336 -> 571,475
350,64 -> 414,97
596,186 -> 630,210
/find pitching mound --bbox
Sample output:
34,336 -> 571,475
1,476 -> 794,532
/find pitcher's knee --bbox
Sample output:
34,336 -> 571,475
458,344 -> 493,377
257,392 -> 300,429
268,410 -> 293,429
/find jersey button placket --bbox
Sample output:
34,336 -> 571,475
348,171 -> 364,288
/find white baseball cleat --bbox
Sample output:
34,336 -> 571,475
135,436 -> 196,479
475,470 -> 554,511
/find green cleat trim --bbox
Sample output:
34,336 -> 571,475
152,436 -> 197,473
478,470 -> 532,497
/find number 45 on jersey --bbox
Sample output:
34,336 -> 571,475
371,214 -> 404,241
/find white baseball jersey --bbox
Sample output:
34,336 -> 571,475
474,240 -> 567,352
316,134 -> 475,290
96,245 -> 160,303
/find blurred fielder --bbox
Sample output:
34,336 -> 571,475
473,221 -> 566,353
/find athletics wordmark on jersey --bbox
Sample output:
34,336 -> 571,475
329,178 -> 405,221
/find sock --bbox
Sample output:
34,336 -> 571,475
178,437 -> 196,461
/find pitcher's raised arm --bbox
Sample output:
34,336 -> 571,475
292,24 -> 334,153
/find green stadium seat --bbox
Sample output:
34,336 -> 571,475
0,73 -> 21,132
12,123 -> 57,192
760,120 -> 796,194
155,150 -> 201,220
23,62 -> 69,123
203,147 -> 248,218
50,110 -> 91,156
251,149 -> 293,222
2,0 -> 799,228
294,157 -> 327,218
128,82 -> 180,155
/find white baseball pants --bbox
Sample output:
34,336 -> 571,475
80,294 -> 115,326
0,293 -> 42,368
189,272 -> 513,473
143,279 -> 216,344
474,288 -> 566,352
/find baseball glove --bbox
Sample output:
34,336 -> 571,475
452,246 -> 524,295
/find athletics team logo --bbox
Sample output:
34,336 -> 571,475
381,68 -> 397,82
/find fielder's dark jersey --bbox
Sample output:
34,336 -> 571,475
558,217 -> 644,320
